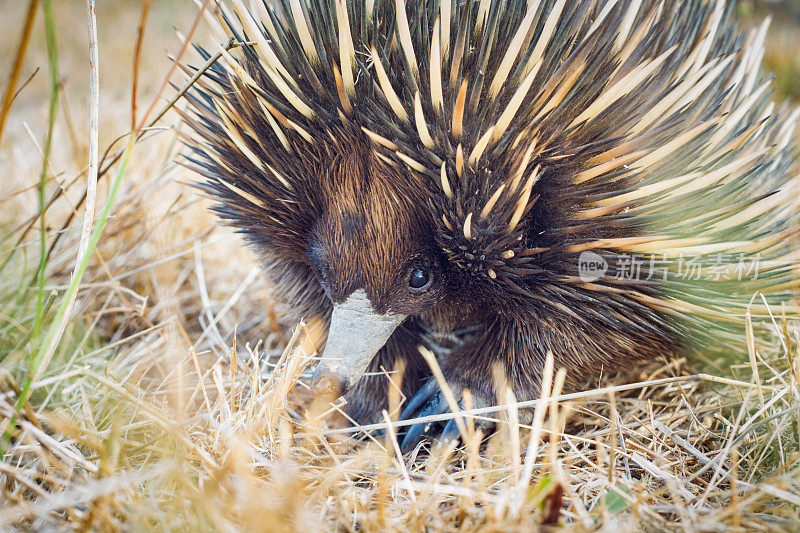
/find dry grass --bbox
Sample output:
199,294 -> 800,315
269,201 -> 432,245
2,1 -> 800,531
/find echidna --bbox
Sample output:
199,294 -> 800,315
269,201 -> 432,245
181,0 -> 800,447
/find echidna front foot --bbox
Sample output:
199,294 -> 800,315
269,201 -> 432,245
399,378 -> 494,453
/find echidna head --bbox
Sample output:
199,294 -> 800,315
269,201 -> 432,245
307,140 -> 448,396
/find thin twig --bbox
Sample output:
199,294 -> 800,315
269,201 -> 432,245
0,0 -> 39,147
131,0 -> 152,132
320,374 -> 767,436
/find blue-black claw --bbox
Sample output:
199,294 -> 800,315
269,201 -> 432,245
399,378 -> 439,420
399,420 -> 428,452
400,391 -> 447,452
438,417 -> 462,447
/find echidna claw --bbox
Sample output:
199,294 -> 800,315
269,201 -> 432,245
400,390 -> 448,452
399,378 -> 439,420
438,417 -> 462,448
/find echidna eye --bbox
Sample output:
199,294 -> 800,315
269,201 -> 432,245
408,267 -> 432,291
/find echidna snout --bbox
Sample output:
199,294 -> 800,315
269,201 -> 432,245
311,289 -> 406,398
